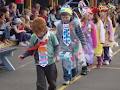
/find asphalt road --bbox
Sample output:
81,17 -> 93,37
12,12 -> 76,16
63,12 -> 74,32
65,47 -> 120,90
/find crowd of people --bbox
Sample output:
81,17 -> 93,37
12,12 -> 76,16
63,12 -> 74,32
0,0 -> 120,90
0,1 -> 59,47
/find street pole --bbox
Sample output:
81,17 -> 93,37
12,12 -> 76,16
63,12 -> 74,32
90,0 -> 97,7
26,0 -> 32,10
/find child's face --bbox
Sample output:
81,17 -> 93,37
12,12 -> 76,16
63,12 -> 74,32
31,17 -> 47,38
11,4 -> 17,12
33,24 -> 47,38
34,11 -> 39,17
43,10 -> 48,17
36,29 -> 47,38
61,14 -> 71,23
17,22 -> 23,27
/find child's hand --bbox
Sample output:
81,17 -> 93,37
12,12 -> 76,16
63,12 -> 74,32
18,55 -> 24,60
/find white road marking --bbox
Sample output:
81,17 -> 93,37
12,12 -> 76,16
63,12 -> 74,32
16,61 -> 33,70
112,48 -> 120,56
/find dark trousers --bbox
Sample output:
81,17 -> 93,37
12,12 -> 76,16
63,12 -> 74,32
16,32 -> 31,42
103,46 -> 111,61
36,63 -> 57,90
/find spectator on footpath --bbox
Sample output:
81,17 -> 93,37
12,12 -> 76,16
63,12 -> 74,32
4,8 -> 12,43
55,5 -> 61,20
0,11 -> 5,42
32,3 -> 41,14
31,10 -> 39,20
0,6 -> 11,43
19,17 -> 59,90
48,9 -> 57,28
9,3 -> 20,20
23,9 -> 32,34
12,18 -> 31,46
40,7 -> 49,23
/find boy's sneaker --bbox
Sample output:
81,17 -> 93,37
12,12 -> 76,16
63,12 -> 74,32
81,70 -> 88,75
19,42 -> 28,47
63,81 -> 70,85
103,60 -> 110,65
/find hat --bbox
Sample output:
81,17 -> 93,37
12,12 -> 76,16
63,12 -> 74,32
98,5 -> 109,12
14,18 -> 23,24
60,7 -> 73,15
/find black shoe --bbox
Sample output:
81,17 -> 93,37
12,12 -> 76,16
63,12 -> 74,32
81,66 -> 88,75
0,63 -> 5,66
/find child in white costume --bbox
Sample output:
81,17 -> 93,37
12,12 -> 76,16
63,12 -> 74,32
99,5 -> 114,65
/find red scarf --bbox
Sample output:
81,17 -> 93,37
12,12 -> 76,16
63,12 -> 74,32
27,39 -> 48,52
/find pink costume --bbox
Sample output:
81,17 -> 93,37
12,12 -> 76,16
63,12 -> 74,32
82,20 -> 97,65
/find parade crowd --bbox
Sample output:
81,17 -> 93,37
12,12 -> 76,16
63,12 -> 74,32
0,0 -> 120,90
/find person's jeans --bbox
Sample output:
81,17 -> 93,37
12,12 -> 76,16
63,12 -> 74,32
62,67 -> 77,81
103,46 -> 111,61
63,67 -> 72,81
4,28 -> 10,39
36,63 -> 57,90
16,32 -> 31,42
